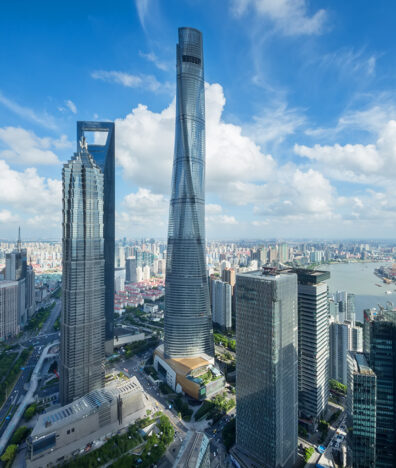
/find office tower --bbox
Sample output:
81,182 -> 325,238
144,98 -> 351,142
210,279 -> 232,331
347,293 -> 356,324
125,257 -> 137,283
77,121 -> 115,354
349,324 -> 363,352
25,264 -> 35,319
222,267 -> 236,327
346,352 -> 376,468
268,246 -> 277,263
365,310 -> 396,467
329,299 -> 339,321
335,291 -> 348,322
5,229 -> 28,326
164,27 -> 214,359
60,136 -> 106,405
235,269 -> 298,468
330,321 -> 350,385
295,269 -> 330,421
279,243 -> 289,263
0,281 -> 19,340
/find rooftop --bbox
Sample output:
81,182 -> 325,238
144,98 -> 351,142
31,376 -> 143,438
354,352 -> 375,376
173,431 -> 209,468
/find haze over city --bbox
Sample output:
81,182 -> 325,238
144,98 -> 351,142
2,1 -> 396,239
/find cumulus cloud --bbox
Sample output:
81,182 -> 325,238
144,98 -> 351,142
0,160 -> 61,214
295,120 -> 396,183
91,70 -> 172,93
0,127 -> 64,165
0,209 -> 19,224
231,0 -> 327,36
115,83 -> 275,194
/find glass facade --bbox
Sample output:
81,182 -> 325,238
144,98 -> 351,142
60,138 -> 105,405
347,352 -> 376,468
164,28 -> 214,358
366,312 -> 396,468
77,121 -> 115,349
236,270 -> 298,468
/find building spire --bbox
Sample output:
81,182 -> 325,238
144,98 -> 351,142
17,226 -> 21,251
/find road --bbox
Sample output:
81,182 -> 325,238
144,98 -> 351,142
0,299 -> 61,438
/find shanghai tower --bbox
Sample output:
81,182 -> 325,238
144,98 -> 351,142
164,27 -> 214,359
60,136 -> 105,405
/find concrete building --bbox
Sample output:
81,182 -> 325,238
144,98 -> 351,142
125,257 -> 137,283
330,321 -> 350,385
173,431 -> 210,468
0,281 -> 19,341
222,267 -> 236,327
347,352 -> 376,468
60,135 -> 106,405
330,320 -> 364,385
235,269 -> 298,468
295,269 -> 330,422
211,279 -> 232,331
27,377 -> 148,468
154,345 -> 224,400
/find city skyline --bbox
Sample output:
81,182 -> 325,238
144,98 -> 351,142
2,1 -> 396,239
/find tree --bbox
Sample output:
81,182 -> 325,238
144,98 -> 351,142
1,444 -> 18,464
11,426 -> 30,445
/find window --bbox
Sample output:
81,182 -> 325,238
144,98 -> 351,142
182,55 -> 201,65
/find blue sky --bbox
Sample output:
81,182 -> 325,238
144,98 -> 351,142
1,0 -> 396,240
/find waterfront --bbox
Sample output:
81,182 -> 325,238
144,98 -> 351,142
321,262 -> 396,322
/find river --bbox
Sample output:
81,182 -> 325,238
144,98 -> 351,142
320,262 -> 396,322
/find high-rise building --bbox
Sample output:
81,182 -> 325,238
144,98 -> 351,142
0,281 -> 19,341
77,121 -> 115,354
294,269 -> 330,421
125,257 -> 137,283
329,321 -> 350,385
60,136 -> 106,405
164,27 -> 213,359
235,269 -> 298,468
365,310 -> 396,467
222,267 -> 236,327
25,264 -> 36,319
173,431 -> 210,468
347,293 -> 356,324
346,352 -> 376,468
211,279 -> 232,331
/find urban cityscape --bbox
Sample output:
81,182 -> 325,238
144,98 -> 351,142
1,2 -> 396,468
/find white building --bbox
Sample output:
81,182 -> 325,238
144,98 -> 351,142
211,279 -> 232,331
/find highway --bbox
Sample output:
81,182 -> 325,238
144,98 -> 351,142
0,299 -> 61,438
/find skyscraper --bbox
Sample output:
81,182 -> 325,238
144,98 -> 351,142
365,310 -> 396,468
60,136 -> 105,405
346,352 -> 376,468
295,269 -> 330,422
164,27 -> 213,359
210,278 -> 232,331
76,121 -> 115,354
0,281 -> 19,341
235,269 -> 298,468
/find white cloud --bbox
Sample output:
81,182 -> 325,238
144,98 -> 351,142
139,51 -> 169,71
0,209 -> 19,224
0,127 -> 64,165
135,0 -> 151,31
65,99 -> 77,114
295,120 -> 396,183
319,47 -> 378,78
0,160 -> 61,236
0,91 -> 57,130
115,83 -> 275,195
91,70 -> 172,93
231,0 -> 327,36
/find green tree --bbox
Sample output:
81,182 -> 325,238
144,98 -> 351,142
11,426 -> 30,445
1,444 -> 18,464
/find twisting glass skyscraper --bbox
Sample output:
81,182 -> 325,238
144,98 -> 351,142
60,137 -> 105,405
164,27 -> 214,359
